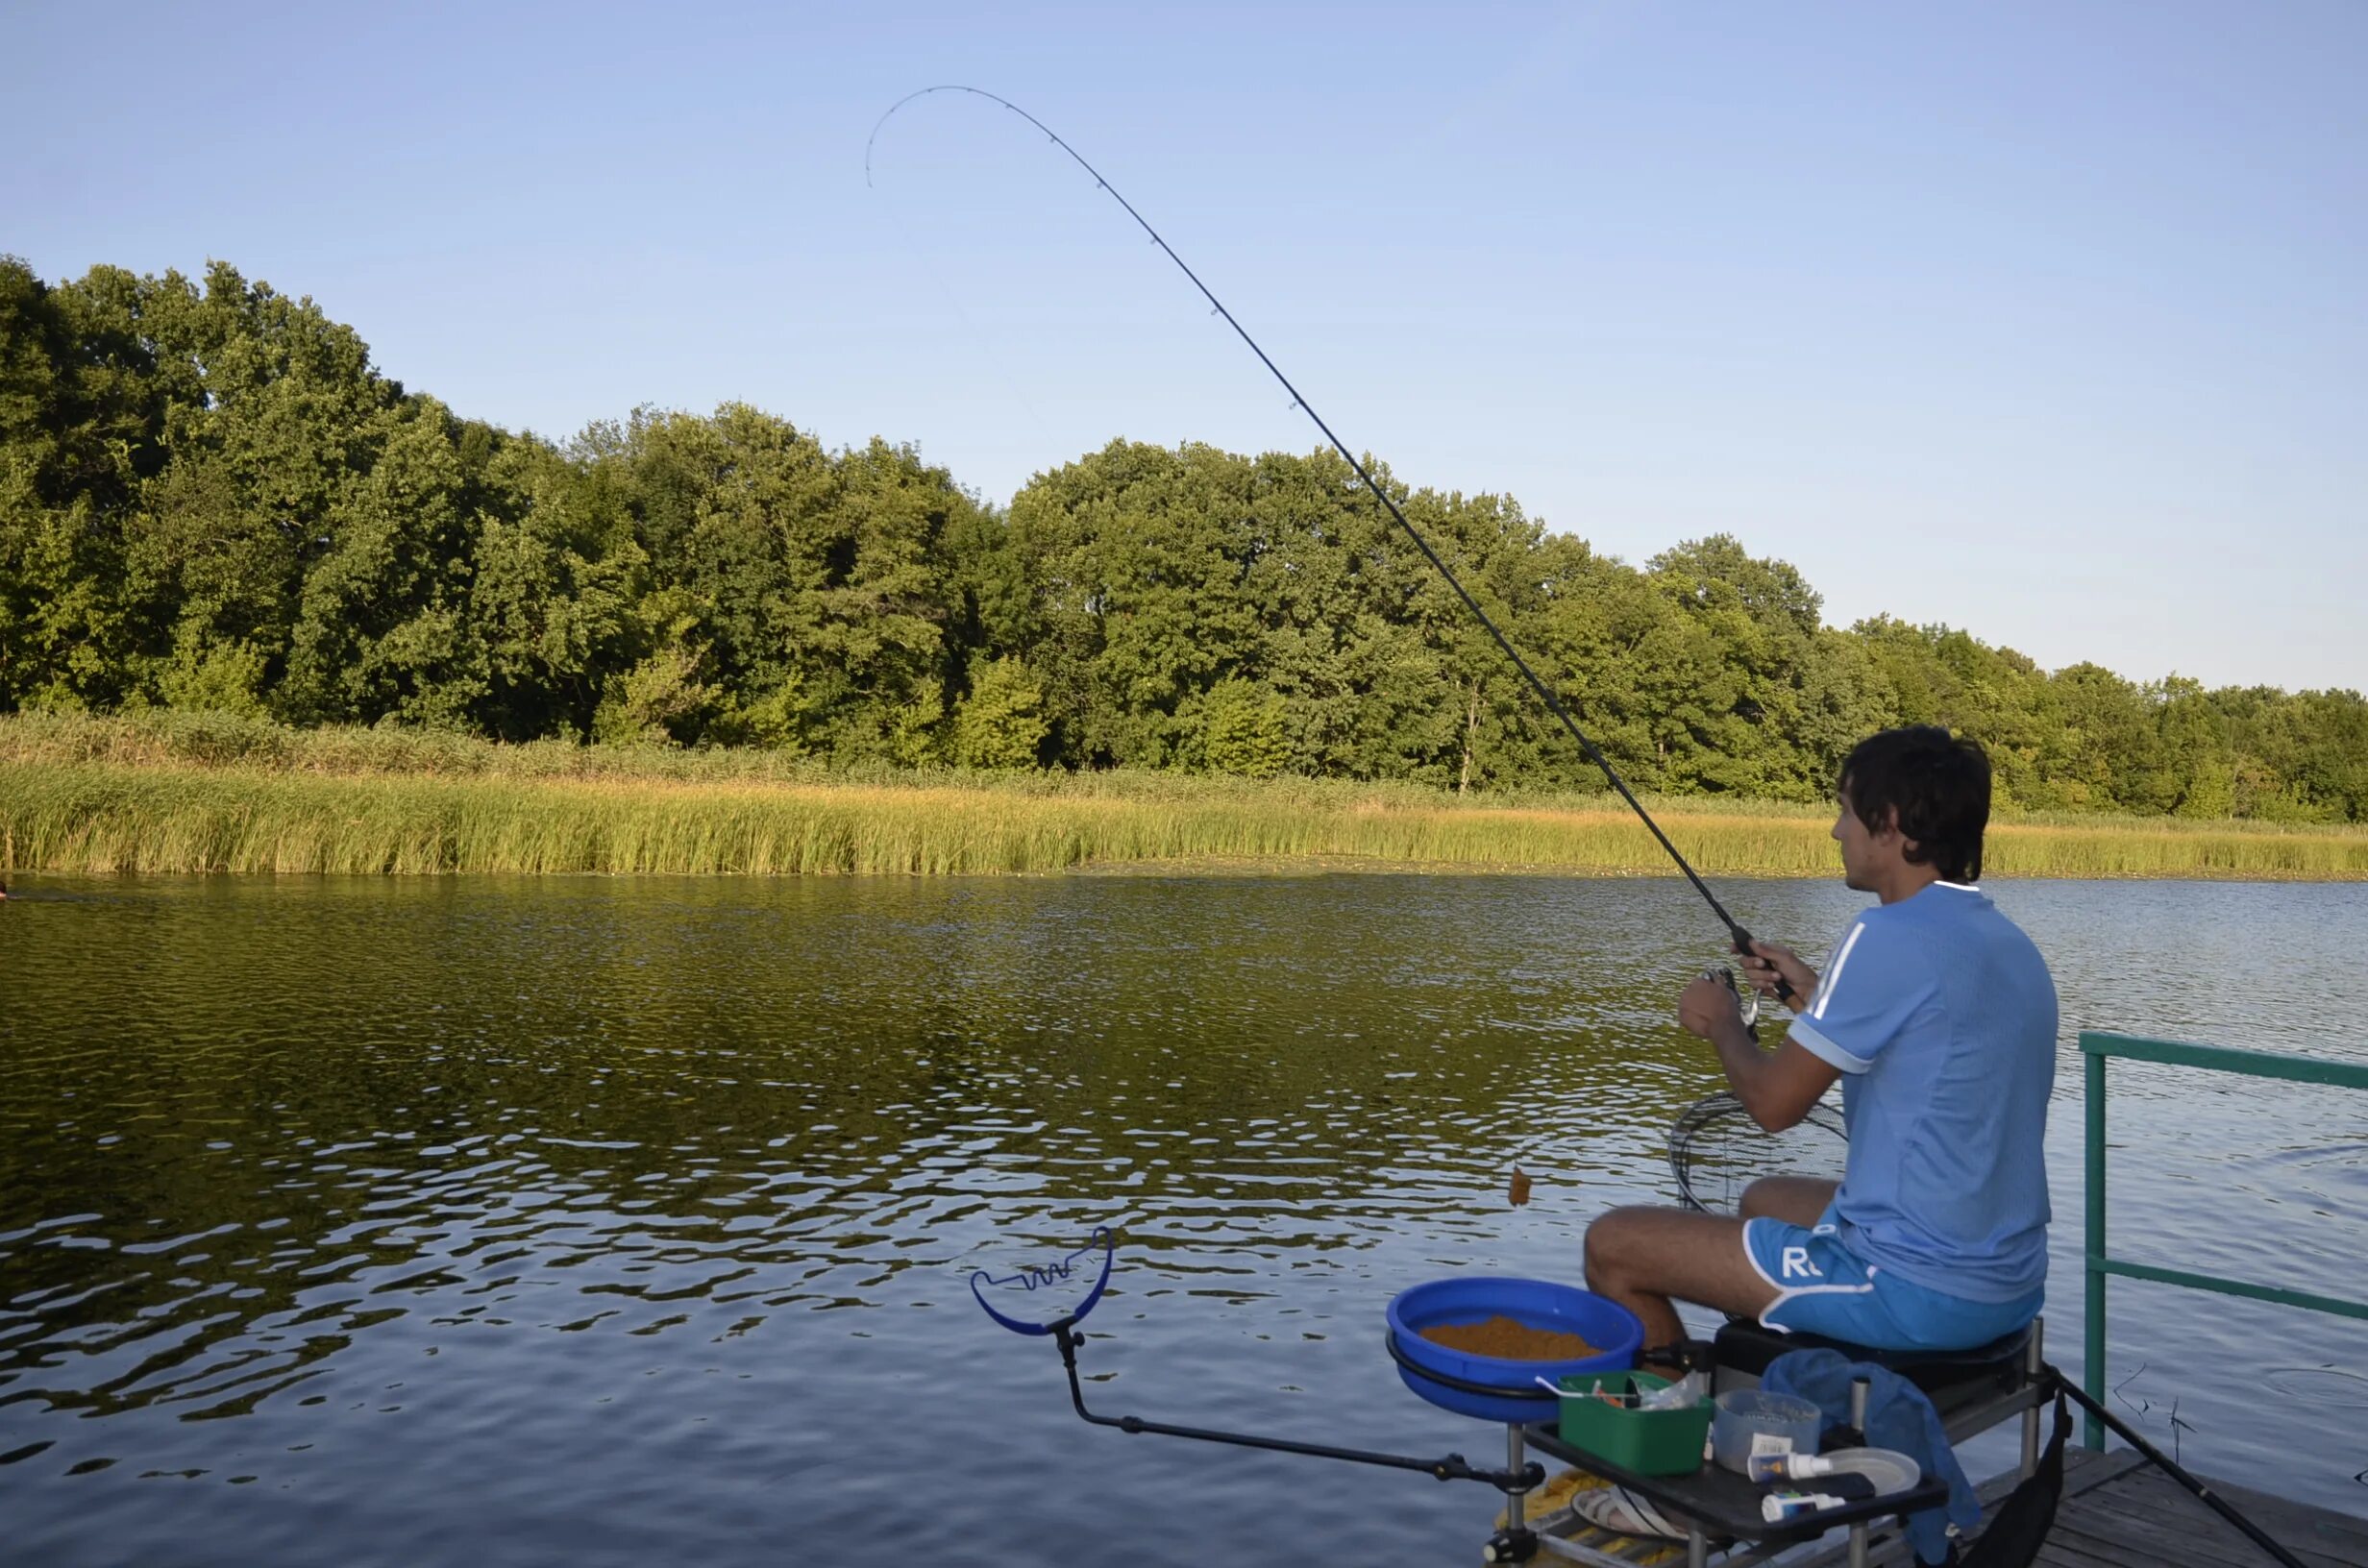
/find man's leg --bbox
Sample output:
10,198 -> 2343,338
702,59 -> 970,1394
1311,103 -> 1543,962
1583,1206 -> 1779,1350
1739,1177 -> 1838,1227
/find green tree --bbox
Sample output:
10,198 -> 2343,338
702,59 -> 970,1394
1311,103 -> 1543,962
1647,534 -> 1830,796
6,255 -> 2365,823
1195,675 -> 1291,777
0,257 -> 165,710
1010,440 -> 1267,768
462,435 -> 642,741
2155,677 -> 2234,819
1237,450 -> 1454,781
592,639 -> 714,746
277,398 -> 485,728
950,655 -> 1047,768
610,407 -> 968,759
2043,662 -> 2170,811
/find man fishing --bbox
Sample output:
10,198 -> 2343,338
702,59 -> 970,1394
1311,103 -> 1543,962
1583,725 -> 2058,1358
876,77 -> 2054,1396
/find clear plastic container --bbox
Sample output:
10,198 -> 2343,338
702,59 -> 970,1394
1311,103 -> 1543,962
1710,1388 -> 1822,1474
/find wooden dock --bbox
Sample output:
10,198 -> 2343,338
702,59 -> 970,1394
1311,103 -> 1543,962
1786,1446 -> 2368,1567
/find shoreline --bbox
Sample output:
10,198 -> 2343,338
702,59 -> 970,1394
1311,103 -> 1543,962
7,757 -> 2364,881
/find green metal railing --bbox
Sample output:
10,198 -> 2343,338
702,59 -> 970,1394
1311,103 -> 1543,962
2083,1030 -> 2368,1448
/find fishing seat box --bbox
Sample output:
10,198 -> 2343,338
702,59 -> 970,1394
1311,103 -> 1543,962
1711,1317 -> 2037,1423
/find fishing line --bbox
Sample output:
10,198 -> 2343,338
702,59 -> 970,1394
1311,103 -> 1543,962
867,86 -> 1789,996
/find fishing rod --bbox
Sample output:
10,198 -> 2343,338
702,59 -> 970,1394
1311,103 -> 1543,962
867,86 -> 1794,1005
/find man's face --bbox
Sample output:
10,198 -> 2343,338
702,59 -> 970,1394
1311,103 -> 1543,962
1832,783 -> 1890,892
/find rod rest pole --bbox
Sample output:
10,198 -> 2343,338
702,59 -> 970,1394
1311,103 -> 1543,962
1051,1322 -> 1545,1495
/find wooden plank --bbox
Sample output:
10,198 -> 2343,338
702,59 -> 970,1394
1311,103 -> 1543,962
2032,1537 -> 2163,1568
2053,1448 -> 2151,1499
2049,1507 -> 2280,1568
2048,1467 -> 2363,1568
2034,1542 -> 2166,1568
2134,1470 -> 2368,1558
2069,1468 -> 2366,1568
2016,1507 -> 2239,1568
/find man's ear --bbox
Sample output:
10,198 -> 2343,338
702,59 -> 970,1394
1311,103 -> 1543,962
1876,807 -> 1927,863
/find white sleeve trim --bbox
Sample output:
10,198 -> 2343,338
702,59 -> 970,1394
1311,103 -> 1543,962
1789,1017 -> 1873,1074
1811,922 -> 1865,1020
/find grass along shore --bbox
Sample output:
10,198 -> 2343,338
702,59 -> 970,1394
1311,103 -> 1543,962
5,712 -> 2364,880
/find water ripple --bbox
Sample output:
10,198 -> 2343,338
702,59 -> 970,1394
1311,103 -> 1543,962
1,873 -> 2363,1565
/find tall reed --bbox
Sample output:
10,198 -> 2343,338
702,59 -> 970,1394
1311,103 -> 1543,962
6,756 -> 2364,879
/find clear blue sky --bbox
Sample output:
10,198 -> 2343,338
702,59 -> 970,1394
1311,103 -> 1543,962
8,1 -> 2362,691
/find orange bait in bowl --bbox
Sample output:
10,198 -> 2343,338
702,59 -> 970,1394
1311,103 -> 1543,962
1417,1315 -> 1602,1360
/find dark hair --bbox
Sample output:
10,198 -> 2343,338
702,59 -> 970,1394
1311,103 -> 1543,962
1839,725 -> 1991,883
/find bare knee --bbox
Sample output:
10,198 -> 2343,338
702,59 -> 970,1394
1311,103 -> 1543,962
1583,1206 -> 1656,1288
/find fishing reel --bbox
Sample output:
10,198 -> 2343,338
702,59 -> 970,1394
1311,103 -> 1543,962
1701,961 -> 1762,1033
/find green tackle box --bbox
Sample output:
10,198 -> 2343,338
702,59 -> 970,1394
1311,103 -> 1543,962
1553,1370 -> 1712,1476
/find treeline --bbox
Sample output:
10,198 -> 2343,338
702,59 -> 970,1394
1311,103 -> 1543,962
4,257 -> 2362,820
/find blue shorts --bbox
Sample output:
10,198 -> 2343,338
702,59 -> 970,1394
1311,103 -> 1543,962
1741,1213 -> 2042,1352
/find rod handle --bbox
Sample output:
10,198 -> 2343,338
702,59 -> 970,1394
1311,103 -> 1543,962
1732,928 -> 1801,1007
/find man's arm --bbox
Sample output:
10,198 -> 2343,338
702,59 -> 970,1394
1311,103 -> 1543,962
1677,975 -> 1841,1131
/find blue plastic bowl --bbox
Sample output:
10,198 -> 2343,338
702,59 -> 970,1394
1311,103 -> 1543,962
1387,1277 -> 1643,1423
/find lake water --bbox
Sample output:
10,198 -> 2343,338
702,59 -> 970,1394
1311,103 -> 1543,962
2,872 -> 2362,1565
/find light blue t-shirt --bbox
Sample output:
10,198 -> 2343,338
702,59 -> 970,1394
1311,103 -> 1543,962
1788,882 -> 2059,1303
